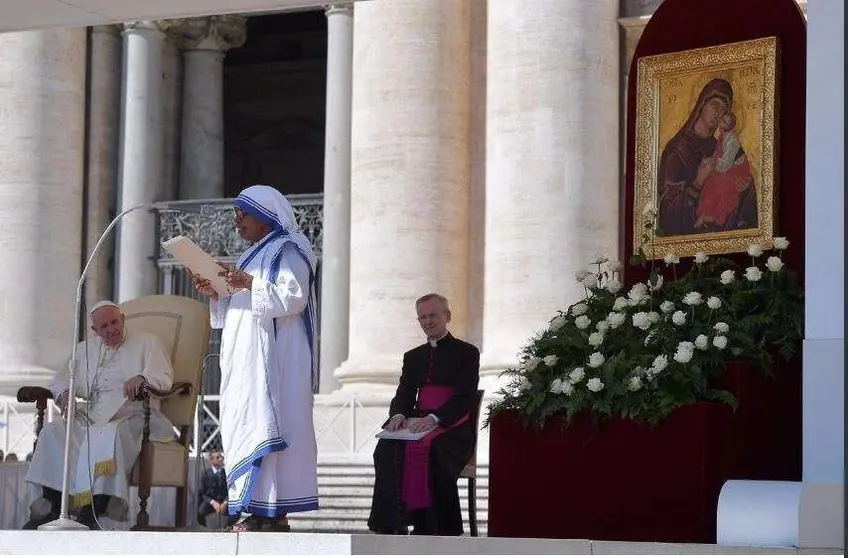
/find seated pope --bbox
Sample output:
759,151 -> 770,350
23,300 -> 175,530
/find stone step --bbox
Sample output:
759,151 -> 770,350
286,516 -> 489,534
317,484 -> 490,498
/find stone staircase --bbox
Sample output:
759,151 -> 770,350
287,457 -> 489,535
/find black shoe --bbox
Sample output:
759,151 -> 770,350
21,511 -> 59,530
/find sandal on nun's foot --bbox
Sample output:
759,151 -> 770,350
226,515 -> 264,532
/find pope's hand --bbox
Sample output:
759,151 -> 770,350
55,391 -> 69,413
124,375 -> 147,400
385,415 -> 406,432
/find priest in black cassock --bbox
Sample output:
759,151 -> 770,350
368,293 -> 480,536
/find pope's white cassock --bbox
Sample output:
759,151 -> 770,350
211,185 -> 319,519
26,328 -> 175,521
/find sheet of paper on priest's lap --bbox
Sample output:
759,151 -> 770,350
375,417 -> 437,441
161,235 -> 231,297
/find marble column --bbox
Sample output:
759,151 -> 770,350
116,21 -> 164,303
318,3 -> 353,394
335,0 -> 471,392
0,28 -> 87,396
480,0 -> 620,390
160,35 -> 183,202
85,25 -> 122,308
164,16 -> 246,201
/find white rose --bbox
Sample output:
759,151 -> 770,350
588,332 -> 604,348
744,266 -> 763,282
694,251 -> 709,264
583,274 -> 598,288
612,297 -> 629,311
627,376 -> 642,392
695,334 -> 709,350
606,279 -> 623,294
647,311 -> 660,324
550,378 -> 562,394
682,292 -> 703,306
607,312 -> 626,329
672,310 -> 687,326
712,335 -> 728,349
606,260 -> 623,272
543,355 -> 559,367
664,253 -> 680,265
592,253 -> 609,265
574,269 -> 591,282
649,274 -> 664,292
586,377 -> 604,392
571,303 -> 588,316
518,377 -> 531,392
560,380 -> 574,396
575,315 -> 591,330
720,270 -> 735,285
766,256 -> 784,272
674,341 -> 695,364
588,352 -> 605,368
644,367 -> 657,379
569,367 -> 586,383
550,315 -> 567,330
525,357 -> 542,371
714,322 -> 730,333
707,296 -> 722,309
747,244 -> 763,257
660,300 -> 675,314
632,311 -> 651,330
773,237 -> 790,250
652,354 -> 669,372
628,283 -> 649,302
595,320 -> 610,333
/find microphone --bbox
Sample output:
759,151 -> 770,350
150,202 -> 217,216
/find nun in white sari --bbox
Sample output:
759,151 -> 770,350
193,185 -> 319,532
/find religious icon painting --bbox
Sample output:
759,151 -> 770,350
632,37 -> 779,258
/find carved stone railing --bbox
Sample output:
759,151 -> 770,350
156,194 -> 323,263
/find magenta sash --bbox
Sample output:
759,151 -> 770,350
402,385 -> 468,510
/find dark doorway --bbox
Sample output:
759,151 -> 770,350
223,11 -> 327,198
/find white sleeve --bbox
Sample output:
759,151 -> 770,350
210,296 -> 229,330
250,244 -> 311,320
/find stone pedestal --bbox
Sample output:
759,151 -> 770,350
319,3 -> 354,394
85,25 -> 122,307
480,0 -> 620,391
164,16 -> 246,201
0,28 -> 87,395
336,0 -> 472,392
116,21 -> 164,303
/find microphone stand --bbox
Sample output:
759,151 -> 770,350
39,202 -> 163,531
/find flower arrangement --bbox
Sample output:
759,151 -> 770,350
487,209 -> 803,429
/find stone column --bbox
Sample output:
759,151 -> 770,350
85,25 -> 122,308
160,35 -> 183,202
116,21 -> 164,303
163,16 -> 246,200
480,0 -> 620,391
0,28 -> 87,396
318,3 -> 353,394
335,0 -> 471,392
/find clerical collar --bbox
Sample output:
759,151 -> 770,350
428,331 -> 450,347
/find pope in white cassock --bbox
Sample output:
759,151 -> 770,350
23,301 -> 175,530
191,184 -> 319,532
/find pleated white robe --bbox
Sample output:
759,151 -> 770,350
25,329 -> 175,521
211,233 -> 319,518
